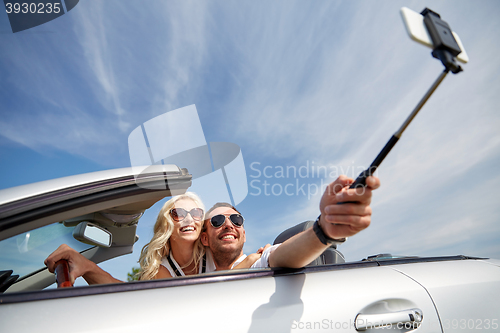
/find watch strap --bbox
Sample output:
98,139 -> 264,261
313,216 -> 346,246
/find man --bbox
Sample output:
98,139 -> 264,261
45,175 -> 379,283
201,175 -> 379,270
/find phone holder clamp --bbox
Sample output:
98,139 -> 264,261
421,8 -> 463,74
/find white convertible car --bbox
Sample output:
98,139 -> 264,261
0,166 -> 499,333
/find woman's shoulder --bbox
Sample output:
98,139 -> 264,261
155,263 -> 173,279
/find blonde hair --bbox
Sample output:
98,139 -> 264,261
138,192 -> 205,280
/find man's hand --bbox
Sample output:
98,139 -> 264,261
45,244 -> 122,285
44,244 -> 94,284
269,175 -> 380,269
319,175 -> 380,240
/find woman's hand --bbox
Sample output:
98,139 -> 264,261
233,244 -> 271,269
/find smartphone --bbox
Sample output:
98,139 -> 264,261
400,7 -> 469,63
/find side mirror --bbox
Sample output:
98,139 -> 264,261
73,222 -> 112,248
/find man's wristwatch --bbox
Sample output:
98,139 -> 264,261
313,215 -> 347,246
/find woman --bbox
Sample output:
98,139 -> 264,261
138,192 -> 206,279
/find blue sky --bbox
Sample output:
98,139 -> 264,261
1,0 -> 500,281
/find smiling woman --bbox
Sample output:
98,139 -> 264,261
138,193 -> 206,279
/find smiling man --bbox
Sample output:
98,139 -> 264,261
201,203 -> 250,271
202,175 -> 380,270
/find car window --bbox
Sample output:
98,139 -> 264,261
0,222 -> 92,279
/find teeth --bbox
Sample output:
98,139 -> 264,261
222,235 -> 235,240
181,227 -> 194,232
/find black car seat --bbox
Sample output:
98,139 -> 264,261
273,221 -> 345,265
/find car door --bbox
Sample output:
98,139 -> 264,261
388,259 -> 500,332
1,261 -> 443,333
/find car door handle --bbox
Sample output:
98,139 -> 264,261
354,308 -> 423,331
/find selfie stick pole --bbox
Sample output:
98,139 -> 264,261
348,8 -> 463,190
348,68 -> 449,189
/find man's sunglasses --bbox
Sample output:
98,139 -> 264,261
210,214 -> 245,228
170,208 -> 204,222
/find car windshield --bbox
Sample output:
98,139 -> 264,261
0,222 -> 92,278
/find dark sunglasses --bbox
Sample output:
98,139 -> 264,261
170,208 -> 204,221
210,214 -> 244,228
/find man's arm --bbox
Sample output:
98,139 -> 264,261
268,175 -> 380,268
44,244 -> 123,285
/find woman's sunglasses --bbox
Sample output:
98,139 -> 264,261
170,208 -> 204,222
210,214 -> 244,228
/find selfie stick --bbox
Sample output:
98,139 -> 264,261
348,8 -> 463,190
